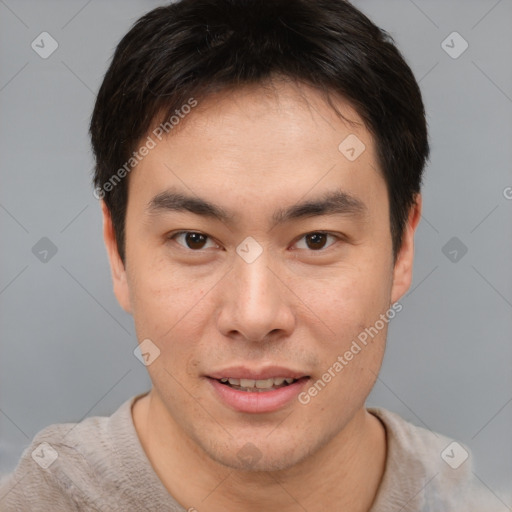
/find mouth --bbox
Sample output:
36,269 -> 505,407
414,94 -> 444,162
206,368 -> 311,413
213,376 -> 308,392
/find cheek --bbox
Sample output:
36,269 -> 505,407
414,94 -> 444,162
298,267 -> 390,408
129,267 -> 209,395
127,252 -> 212,349
293,256 -> 393,341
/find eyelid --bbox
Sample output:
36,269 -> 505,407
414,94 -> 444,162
167,230 -> 345,252
168,230 -> 220,250
291,231 -> 342,252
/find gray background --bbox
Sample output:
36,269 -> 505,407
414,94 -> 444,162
1,0 -> 511,506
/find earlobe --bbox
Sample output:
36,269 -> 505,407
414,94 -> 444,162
390,194 -> 422,304
101,201 -> 132,314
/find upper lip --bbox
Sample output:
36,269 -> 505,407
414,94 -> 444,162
207,366 -> 309,380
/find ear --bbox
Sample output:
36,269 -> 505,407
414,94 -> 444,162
391,194 -> 422,304
101,201 -> 132,314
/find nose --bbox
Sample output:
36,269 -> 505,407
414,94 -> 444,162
216,248 -> 296,343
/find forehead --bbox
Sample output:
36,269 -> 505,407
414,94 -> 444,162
127,80 -> 385,216
162,81 -> 370,158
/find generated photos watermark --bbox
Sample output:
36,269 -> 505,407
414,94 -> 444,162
298,302 -> 402,405
93,97 -> 198,200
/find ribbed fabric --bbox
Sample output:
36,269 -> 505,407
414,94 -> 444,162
366,407 -> 501,511
0,393 -> 502,511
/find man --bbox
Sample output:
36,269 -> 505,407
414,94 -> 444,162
0,0 -> 500,510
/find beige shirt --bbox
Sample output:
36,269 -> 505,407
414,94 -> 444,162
0,393 -> 502,511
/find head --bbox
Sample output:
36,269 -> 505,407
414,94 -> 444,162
90,0 -> 428,472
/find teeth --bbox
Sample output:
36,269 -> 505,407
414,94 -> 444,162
255,378 -> 274,389
221,377 -> 297,389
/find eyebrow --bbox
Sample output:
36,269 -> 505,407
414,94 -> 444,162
146,187 -> 367,227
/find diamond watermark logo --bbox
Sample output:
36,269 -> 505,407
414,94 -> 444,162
442,236 -> 468,263
441,32 -> 468,59
338,134 -> 366,161
441,441 -> 469,469
236,236 -> 263,264
32,442 -> 58,469
32,237 -> 58,263
134,338 -> 161,366
236,442 -> 262,468
31,32 -> 59,59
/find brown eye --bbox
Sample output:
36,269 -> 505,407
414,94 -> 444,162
172,231 -> 215,250
294,232 -> 339,251
185,232 -> 207,249
305,233 -> 328,250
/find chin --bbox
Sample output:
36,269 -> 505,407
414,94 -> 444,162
197,430 -> 322,473
209,446 -> 305,472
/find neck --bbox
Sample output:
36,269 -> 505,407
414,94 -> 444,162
132,389 -> 387,512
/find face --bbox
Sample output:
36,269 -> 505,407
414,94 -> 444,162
103,80 -> 419,472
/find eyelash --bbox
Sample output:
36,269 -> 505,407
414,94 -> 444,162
167,230 -> 343,252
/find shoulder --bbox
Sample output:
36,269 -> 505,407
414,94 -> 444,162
368,407 -> 503,512
0,396 -> 137,512
369,407 -> 462,465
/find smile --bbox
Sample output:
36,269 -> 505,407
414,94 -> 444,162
207,374 -> 310,413
217,377 -> 299,392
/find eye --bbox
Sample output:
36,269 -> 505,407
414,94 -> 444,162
294,232 -> 339,251
170,231 -> 218,250
168,230 -> 342,252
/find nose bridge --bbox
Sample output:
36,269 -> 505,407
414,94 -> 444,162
218,242 -> 294,341
236,250 -> 275,307
234,235 -> 275,299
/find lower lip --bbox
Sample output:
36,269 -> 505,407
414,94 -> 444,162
207,377 -> 309,413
